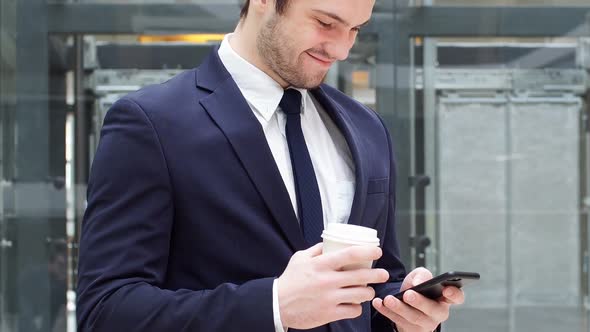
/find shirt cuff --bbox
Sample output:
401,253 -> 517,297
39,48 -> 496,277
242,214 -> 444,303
273,278 -> 288,332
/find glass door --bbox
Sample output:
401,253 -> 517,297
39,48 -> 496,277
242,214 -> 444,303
0,0 -> 14,329
413,36 -> 588,331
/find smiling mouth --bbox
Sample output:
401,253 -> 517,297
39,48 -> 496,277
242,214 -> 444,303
306,52 -> 333,66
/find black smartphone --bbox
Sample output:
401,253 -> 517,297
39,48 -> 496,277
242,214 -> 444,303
393,271 -> 480,301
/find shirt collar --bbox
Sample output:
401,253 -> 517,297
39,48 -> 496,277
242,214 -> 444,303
217,33 -> 308,121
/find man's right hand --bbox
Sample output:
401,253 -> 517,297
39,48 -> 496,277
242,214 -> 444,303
277,243 -> 390,329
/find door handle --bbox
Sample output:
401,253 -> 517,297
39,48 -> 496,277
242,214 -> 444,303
0,239 -> 13,249
409,174 -> 431,188
412,235 -> 432,251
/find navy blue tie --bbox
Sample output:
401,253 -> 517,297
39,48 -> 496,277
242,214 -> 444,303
280,89 -> 324,245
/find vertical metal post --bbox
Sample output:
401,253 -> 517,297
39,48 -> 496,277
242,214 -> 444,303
381,0 -> 415,268
376,1 -> 409,267
506,100 -> 515,332
74,34 -> 87,230
13,1 -> 67,332
422,36 -> 438,272
72,34 -> 88,332
584,92 -> 590,332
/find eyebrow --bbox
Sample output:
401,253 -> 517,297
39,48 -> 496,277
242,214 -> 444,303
312,9 -> 370,28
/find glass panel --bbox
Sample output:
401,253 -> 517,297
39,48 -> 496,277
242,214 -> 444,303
85,33 -> 226,156
0,0 -> 14,329
415,37 -> 589,331
1,0 -> 70,331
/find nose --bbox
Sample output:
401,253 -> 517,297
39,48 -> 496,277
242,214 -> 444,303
325,42 -> 351,62
325,30 -> 356,61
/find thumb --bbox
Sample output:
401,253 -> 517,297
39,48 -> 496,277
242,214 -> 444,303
413,276 -> 425,286
302,242 -> 324,257
402,267 -> 432,290
412,268 -> 433,286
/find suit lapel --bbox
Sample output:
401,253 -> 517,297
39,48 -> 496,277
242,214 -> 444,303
310,87 -> 368,227
196,49 -> 306,251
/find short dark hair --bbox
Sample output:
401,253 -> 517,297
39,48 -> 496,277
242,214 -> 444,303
240,0 -> 291,19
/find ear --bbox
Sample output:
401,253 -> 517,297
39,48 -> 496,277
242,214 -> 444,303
250,0 -> 273,16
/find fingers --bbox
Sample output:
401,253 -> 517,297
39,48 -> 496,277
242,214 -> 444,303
375,295 -> 440,331
332,268 -> 389,287
401,291 -> 450,323
441,286 -> 465,304
334,286 -> 376,304
333,303 -> 363,321
372,298 -> 421,330
316,245 -> 383,271
382,293 -> 448,329
374,268 -> 461,332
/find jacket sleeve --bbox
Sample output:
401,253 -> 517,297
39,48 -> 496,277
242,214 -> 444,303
371,113 -> 407,332
76,98 -> 275,332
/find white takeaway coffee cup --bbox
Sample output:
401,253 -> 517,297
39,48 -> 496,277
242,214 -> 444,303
321,223 -> 380,270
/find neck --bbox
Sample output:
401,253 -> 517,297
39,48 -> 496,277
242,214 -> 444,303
230,20 -> 290,88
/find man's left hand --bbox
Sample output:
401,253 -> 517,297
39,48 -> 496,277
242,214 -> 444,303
371,267 -> 465,332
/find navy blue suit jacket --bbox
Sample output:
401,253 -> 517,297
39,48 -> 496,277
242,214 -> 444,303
77,48 -> 407,332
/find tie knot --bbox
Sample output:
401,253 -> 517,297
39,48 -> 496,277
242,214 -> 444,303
279,89 -> 302,115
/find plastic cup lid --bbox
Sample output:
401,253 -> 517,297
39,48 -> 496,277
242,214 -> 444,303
321,223 -> 379,245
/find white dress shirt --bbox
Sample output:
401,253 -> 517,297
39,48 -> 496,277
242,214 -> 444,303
218,33 -> 355,332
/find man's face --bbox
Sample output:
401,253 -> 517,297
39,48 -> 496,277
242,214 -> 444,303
256,0 -> 374,89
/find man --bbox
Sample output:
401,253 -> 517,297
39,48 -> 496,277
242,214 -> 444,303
76,0 -> 465,331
